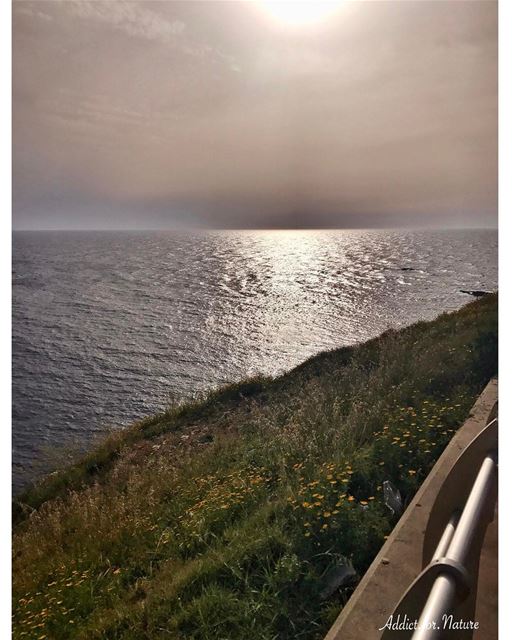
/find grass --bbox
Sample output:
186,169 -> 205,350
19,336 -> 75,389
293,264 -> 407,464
12,294 -> 497,640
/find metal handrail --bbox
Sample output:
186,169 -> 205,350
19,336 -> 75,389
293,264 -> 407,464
411,452 -> 497,639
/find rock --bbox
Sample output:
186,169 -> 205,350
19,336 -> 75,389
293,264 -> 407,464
460,289 -> 491,297
400,267 -> 416,271
319,560 -> 357,599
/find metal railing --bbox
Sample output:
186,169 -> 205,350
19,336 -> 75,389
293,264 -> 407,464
379,416 -> 498,640
410,425 -> 498,639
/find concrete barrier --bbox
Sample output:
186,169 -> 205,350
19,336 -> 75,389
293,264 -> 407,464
324,378 -> 498,640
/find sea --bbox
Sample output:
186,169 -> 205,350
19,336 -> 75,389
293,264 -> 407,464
12,229 -> 497,493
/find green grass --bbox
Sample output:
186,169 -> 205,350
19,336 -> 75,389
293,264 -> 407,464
12,294 -> 497,640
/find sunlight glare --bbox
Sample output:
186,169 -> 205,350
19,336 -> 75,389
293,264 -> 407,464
258,1 -> 344,26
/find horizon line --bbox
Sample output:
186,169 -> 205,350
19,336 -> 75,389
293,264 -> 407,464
12,225 -> 499,233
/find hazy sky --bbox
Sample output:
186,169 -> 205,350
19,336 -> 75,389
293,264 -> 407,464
13,0 -> 497,230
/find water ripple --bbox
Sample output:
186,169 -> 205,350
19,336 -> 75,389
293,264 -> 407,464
12,229 -> 497,492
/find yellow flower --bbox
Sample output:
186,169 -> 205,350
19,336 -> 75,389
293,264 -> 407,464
323,511 -> 332,518
304,532 -> 311,537
348,496 -> 355,502
360,500 -> 368,506
408,469 -> 416,476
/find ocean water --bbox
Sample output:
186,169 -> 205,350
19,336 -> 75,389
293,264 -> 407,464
12,229 -> 497,493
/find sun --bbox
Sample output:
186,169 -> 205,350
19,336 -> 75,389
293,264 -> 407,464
258,1 -> 344,26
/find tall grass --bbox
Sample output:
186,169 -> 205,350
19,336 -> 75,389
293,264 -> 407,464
12,295 -> 497,640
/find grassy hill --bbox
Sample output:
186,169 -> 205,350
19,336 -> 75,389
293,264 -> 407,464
12,294 -> 497,640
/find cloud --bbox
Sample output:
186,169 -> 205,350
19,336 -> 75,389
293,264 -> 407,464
64,1 -> 185,42
12,0 -> 497,229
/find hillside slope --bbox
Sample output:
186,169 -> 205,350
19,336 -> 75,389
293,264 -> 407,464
13,294 -> 497,640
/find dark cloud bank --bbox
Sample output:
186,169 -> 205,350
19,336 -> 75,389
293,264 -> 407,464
13,0 -> 497,230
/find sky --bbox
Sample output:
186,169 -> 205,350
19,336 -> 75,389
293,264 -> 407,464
12,0 -> 497,230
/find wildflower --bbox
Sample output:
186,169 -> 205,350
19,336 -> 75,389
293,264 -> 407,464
348,496 -> 355,502
323,511 -> 332,518
360,500 -> 368,506
408,470 -> 416,476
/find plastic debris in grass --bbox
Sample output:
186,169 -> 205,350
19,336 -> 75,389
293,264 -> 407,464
383,480 -> 403,515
